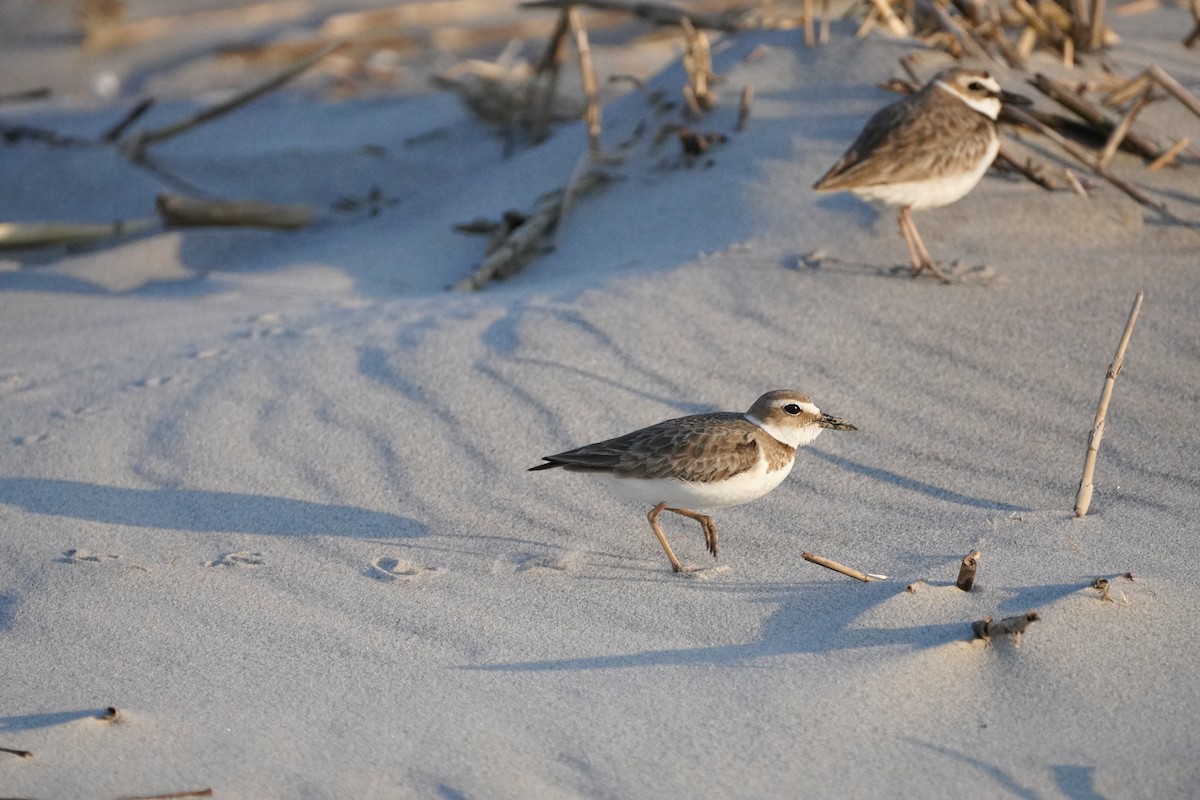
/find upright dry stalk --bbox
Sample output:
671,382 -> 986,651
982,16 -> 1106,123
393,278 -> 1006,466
1074,292 -> 1145,517
567,6 -> 601,153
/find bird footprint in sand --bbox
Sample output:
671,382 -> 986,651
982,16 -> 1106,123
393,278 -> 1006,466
366,556 -> 438,582
207,550 -> 265,567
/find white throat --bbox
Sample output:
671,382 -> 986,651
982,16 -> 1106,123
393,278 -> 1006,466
745,414 -> 824,449
935,80 -> 1001,120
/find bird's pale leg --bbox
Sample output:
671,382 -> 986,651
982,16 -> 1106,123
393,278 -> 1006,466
666,507 -> 719,560
899,207 -> 950,284
648,502 -> 687,573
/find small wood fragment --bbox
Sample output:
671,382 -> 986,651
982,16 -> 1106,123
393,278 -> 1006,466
1074,292 -> 1145,517
972,611 -> 1040,646
1,745 -> 33,758
156,194 -> 315,231
956,550 -> 981,591
736,85 -> 753,132
519,0 -> 753,32
680,17 -> 715,115
1063,167 -> 1089,196
117,790 -> 213,800
802,552 -> 876,582
1098,85 -> 1152,168
1004,105 -> 1171,215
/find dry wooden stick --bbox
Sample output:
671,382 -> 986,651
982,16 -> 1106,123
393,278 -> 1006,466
803,0 -> 816,46
1098,85 -> 1153,168
1088,0 -> 1107,49
156,194 -> 316,230
802,552 -> 876,582
122,38 -> 346,156
956,550 -> 981,591
1074,292 -> 1145,517
1148,136 -> 1189,171
1004,105 -> 1171,215
1,745 -> 33,758
972,611 -> 1040,645
567,6 -> 602,153
116,790 -> 213,800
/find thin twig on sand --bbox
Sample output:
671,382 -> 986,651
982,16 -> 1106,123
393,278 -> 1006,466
802,552 -> 878,582
519,0 -> 754,32
1074,292 -> 1145,517
567,6 -> 602,152
451,168 -> 611,291
0,219 -> 156,250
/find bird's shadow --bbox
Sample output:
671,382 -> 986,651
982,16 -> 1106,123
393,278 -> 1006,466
0,478 -> 424,538
465,574 -> 1084,673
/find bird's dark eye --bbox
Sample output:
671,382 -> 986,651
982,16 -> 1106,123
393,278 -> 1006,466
783,403 -> 803,415
968,81 -> 986,92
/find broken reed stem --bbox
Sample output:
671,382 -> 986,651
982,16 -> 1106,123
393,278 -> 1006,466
803,0 -> 815,46
1004,105 -> 1171,216
1029,73 -> 1163,162
972,611 -> 1040,645
995,144 -> 1057,190
1148,136 -> 1189,171
956,550 -> 981,591
802,552 -> 875,582
1074,292 -> 1145,517
1,745 -> 33,758
0,218 -> 156,249
1088,0 -> 1106,50
567,6 -> 602,153
116,790 -> 213,800
102,98 -> 155,142
122,38 -> 346,156
918,0 -> 1001,69
1098,85 -> 1152,168
680,17 -> 715,115
1148,65 -> 1200,121
520,0 -> 751,31
526,8 -> 571,143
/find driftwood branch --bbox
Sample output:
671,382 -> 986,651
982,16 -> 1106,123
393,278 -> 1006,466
972,611 -> 1040,645
802,552 -> 878,582
1074,292 -> 1145,517
956,550 -> 981,591
156,194 -> 316,230
122,38 -> 347,156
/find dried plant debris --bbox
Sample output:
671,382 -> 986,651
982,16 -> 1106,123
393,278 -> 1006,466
972,611 -> 1041,646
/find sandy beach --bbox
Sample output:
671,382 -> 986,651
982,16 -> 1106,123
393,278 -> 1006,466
2,1 -> 1199,797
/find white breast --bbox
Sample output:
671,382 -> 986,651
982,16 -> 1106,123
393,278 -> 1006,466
597,452 -> 795,510
852,134 -> 999,211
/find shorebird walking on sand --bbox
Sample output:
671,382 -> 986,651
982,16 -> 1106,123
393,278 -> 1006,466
530,390 -> 856,573
813,67 -> 1031,283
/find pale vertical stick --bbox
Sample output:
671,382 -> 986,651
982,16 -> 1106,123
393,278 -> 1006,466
1098,86 -> 1152,168
1074,292 -> 1145,517
567,6 -> 601,153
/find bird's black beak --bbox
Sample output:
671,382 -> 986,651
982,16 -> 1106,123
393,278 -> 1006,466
996,89 -> 1033,107
817,413 -> 857,431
